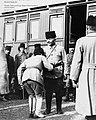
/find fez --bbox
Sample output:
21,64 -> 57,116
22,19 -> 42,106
5,46 -> 12,51
86,15 -> 96,26
34,44 -> 41,48
19,43 -> 25,48
45,31 -> 56,39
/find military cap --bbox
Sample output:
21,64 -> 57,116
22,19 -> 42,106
45,31 -> 56,39
5,46 -> 12,51
19,43 -> 25,48
34,44 -> 41,48
86,15 -> 96,26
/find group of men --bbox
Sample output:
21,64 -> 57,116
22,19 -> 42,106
2,42 -> 28,101
17,31 -> 67,118
1,15 -> 96,120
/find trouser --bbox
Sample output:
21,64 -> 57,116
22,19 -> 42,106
23,79 -> 43,114
44,78 -> 63,113
65,79 -> 76,101
45,90 -> 62,113
29,95 -> 43,115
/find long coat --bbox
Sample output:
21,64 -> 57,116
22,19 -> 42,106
70,33 -> 96,116
0,42 -> 9,94
14,52 -> 27,74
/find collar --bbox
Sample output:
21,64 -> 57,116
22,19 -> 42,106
86,32 -> 96,37
48,44 -> 57,49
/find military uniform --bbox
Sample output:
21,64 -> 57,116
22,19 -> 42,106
44,31 -> 66,114
17,47 -> 53,118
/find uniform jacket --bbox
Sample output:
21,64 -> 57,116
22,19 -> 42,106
17,55 -> 53,86
70,33 -> 96,116
0,42 -> 9,94
44,44 -> 66,77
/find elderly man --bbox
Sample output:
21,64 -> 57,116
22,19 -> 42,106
43,31 -> 66,115
70,15 -> 96,120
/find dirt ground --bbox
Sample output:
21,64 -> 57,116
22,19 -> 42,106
0,94 -> 86,120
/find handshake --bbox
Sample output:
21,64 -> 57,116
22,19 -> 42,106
51,61 -> 64,68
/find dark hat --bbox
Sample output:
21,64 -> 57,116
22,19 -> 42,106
86,15 -> 96,26
5,46 -> 12,51
34,47 -> 45,56
19,43 -> 25,48
34,44 -> 41,48
45,31 -> 56,39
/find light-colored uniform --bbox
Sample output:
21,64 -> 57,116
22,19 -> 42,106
17,55 -> 53,86
70,33 -> 96,116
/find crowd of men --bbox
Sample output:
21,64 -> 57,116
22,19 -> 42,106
0,30 -> 75,118
1,15 -> 96,120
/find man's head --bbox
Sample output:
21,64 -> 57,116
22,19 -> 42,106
34,43 -> 45,56
86,15 -> 96,34
45,31 -> 56,46
18,43 -> 25,53
5,46 -> 12,55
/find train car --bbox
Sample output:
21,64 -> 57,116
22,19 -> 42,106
0,0 -> 96,57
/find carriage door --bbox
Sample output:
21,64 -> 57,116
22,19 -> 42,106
65,1 -> 87,54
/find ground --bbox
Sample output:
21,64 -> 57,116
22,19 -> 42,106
0,95 -> 86,120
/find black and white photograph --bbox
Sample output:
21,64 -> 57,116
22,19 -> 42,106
0,0 -> 96,120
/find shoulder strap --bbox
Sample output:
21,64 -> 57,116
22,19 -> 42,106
47,45 -> 57,59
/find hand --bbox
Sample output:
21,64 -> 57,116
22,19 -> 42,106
18,79 -> 22,86
72,80 -> 77,88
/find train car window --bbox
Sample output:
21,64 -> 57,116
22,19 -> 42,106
30,19 -> 39,39
88,4 -> 96,16
4,22 -> 13,42
50,15 -> 64,38
16,20 -> 27,41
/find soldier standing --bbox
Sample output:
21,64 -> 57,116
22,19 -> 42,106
44,31 -> 66,114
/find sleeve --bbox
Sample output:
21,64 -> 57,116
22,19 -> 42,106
64,54 -> 70,75
61,47 -> 67,76
42,56 -> 53,71
17,60 -> 26,85
14,54 -> 18,75
11,57 -> 15,76
70,39 -> 83,81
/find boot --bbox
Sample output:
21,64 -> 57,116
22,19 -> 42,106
28,95 -> 36,118
56,96 -> 63,114
44,92 -> 52,114
34,96 -> 45,118
64,87 -> 70,102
